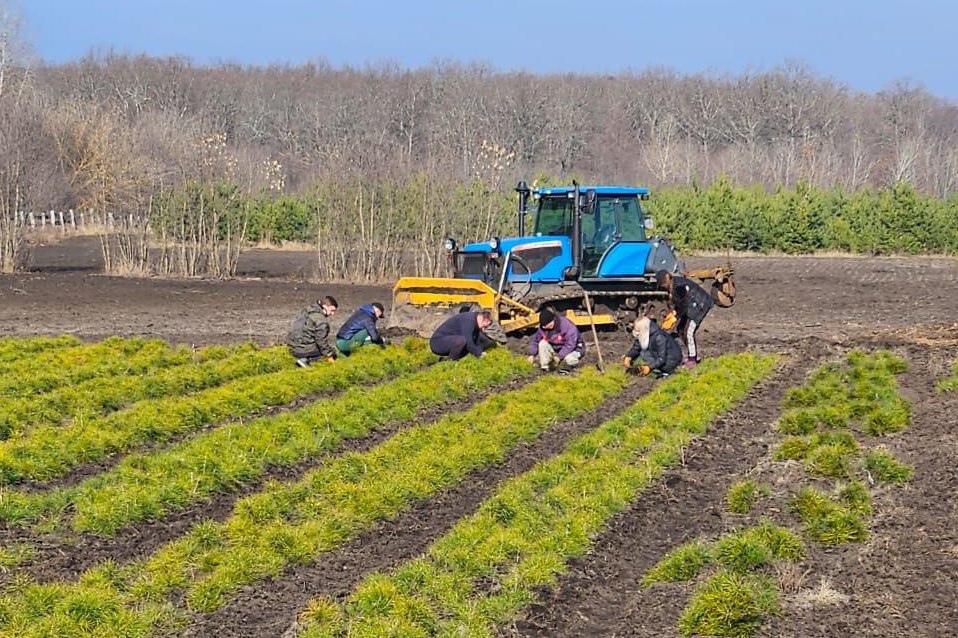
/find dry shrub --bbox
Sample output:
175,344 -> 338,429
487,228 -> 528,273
790,578 -> 850,609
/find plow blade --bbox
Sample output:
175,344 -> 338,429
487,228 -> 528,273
389,277 -> 508,341
392,277 -> 499,309
390,276 -> 618,340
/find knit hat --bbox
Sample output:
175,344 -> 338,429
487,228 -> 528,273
538,307 -> 556,327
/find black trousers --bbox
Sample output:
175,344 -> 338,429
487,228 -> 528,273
290,345 -> 323,362
430,334 -> 468,360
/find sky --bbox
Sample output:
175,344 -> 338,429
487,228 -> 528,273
10,0 -> 958,100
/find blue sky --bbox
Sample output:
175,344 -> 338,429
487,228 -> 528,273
12,0 -> 958,100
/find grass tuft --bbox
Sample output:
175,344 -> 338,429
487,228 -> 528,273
642,541 -> 712,585
863,449 -> 913,484
678,570 -> 780,637
725,480 -> 769,515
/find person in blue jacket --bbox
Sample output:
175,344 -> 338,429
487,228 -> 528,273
335,302 -> 387,355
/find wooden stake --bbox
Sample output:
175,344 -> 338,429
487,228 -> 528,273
581,289 -> 605,372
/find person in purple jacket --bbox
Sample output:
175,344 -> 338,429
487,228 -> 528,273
429,309 -> 494,360
527,307 -> 585,372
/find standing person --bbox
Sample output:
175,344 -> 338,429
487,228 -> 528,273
335,302 -> 387,355
286,295 -> 339,368
623,316 -> 683,377
655,270 -> 713,368
429,309 -> 493,360
527,307 -> 585,372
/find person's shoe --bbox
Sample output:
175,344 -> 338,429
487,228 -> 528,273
683,358 -> 697,369
295,358 -> 310,368
540,365 -> 550,373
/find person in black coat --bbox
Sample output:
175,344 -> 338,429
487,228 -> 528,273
656,270 -> 714,368
429,310 -> 493,360
624,316 -> 683,377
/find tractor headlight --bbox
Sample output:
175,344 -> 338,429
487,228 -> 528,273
444,238 -> 457,252
489,236 -> 500,251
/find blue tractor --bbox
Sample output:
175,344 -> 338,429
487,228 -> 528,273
391,181 -> 735,339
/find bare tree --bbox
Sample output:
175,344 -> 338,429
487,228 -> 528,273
0,1 -> 35,272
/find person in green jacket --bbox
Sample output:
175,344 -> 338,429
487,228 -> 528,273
286,295 -> 339,367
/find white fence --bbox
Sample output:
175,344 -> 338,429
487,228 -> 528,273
18,209 -> 146,231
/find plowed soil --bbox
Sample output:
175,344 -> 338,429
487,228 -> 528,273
0,235 -> 955,637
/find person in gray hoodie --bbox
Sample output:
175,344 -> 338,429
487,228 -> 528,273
624,316 -> 683,377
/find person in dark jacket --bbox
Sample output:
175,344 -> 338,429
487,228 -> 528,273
335,302 -> 386,355
286,296 -> 339,367
527,307 -> 585,372
429,310 -> 493,360
656,270 -> 714,368
624,316 -> 682,377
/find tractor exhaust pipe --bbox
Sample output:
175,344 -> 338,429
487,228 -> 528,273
515,181 -> 530,236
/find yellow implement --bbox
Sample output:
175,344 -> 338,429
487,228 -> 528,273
390,276 -> 616,338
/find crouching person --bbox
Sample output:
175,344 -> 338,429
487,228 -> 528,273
336,302 -> 387,355
286,295 -> 339,368
429,309 -> 493,360
527,307 -> 585,372
624,316 -> 683,377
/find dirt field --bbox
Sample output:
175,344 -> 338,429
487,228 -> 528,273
1,235 -> 956,637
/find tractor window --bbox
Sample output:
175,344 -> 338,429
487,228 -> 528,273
581,211 -> 596,244
534,198 -> 573,236
594,196 -> 646,242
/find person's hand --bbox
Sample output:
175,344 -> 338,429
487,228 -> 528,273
326,356 -> 336,363
623,356 -> 632,368
639,364 -> 651,376
527,355 -> 535,364
661,311 -> 678,331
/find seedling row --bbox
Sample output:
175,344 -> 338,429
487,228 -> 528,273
293,353 -> 777,637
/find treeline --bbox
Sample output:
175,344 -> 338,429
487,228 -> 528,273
87,176 -> 958,282
653,178 -> 958,255
1,44 -> 957,275
248,177 -> 958,260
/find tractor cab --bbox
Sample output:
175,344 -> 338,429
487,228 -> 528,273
532,186 -> 663,279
